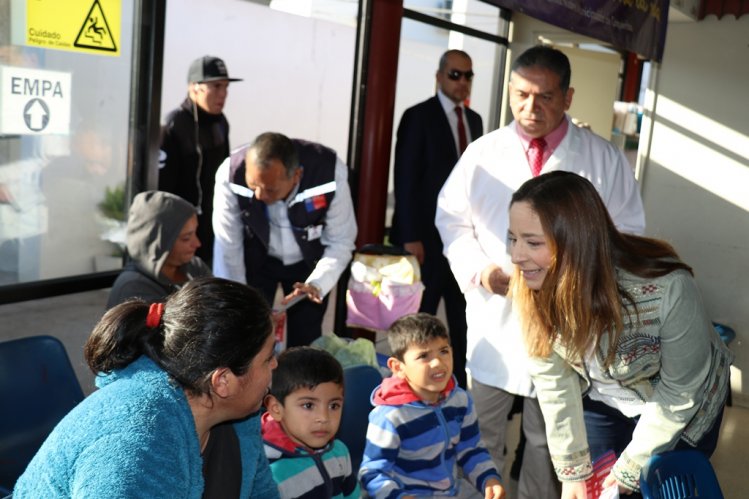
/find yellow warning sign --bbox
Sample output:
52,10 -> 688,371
26,0 -> 121,56
74,1 -> 118,52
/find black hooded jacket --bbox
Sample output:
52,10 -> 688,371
158,97 -> 230,265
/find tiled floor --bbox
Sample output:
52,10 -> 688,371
1,289 -> 746,497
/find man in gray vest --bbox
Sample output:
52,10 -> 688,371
213,132 -> 357,347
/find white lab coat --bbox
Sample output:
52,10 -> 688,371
435,117 -> 645,396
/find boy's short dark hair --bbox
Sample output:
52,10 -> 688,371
387,313 -> 451,361
269,346 -> 344,403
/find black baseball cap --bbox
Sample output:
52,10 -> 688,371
187,56 -> 243,83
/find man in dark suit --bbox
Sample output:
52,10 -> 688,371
390,49 -> 483,387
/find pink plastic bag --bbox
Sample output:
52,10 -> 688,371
346,279 -> 424,331
345,250 -> 424,331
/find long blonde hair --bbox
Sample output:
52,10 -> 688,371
510,172 -> 691,365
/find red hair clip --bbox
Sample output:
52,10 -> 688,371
146,303 -> 165,329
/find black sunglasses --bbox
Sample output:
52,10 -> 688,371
446,69 -> 474,81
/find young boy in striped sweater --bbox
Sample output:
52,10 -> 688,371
360,313 -> 505,499
262,347 -> 360,499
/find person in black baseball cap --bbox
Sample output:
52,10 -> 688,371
186,55 -> 242,114
187,55 -> 243,85
158,55 -> 243,268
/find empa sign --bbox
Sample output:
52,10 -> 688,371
0,66 -> 72,135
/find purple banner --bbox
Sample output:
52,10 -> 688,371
484,0 -> 669,61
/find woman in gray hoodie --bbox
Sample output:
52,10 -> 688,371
107,191 -> 211,308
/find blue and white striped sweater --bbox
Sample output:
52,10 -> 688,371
359,377 -> 501,499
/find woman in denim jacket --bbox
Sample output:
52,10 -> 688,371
507,171 -> 731,498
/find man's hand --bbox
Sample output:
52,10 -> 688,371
483,478 -> 505,499
480,264 -> 511,295
288,282 -> 323,304
403,241 -> 424,265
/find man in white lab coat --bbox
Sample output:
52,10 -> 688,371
435,45 -> 645,499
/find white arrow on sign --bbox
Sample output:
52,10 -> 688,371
25,98 -> 50,131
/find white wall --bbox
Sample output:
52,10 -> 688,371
161,0 -> 355,159
640,16 -> 749,405
559,46 -> 621,139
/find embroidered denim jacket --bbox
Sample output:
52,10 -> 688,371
528,269 -> 732,491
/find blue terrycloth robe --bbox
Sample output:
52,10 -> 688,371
13,356 -> 279,499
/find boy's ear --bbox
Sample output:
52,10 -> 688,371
387,356 -> 407,379
264,394 -> 285,421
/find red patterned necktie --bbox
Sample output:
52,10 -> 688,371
528,137 -> 547,176
455,106 -> 468,154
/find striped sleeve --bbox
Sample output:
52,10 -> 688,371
455,392 -> 502,490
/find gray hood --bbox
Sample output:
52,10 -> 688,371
126,191 -> 197,278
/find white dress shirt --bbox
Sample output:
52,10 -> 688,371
436,89 -> 473,153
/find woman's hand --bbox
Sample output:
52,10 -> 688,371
561,481 -> 588,499
603,471 -> 634,495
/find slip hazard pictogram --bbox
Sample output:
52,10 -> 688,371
74,0 -> 118,52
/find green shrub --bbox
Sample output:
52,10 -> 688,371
98,184 -> 126,221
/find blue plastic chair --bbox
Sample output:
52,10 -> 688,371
640,449 -> 723,499
713,322 -> 736,406
0,335 -> 84,492
338,364 -> 382,472
713,322 -> 736,346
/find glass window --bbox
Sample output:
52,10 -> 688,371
268,0 -> 359,27
386,2 -> 508,228
161,0 -> 355,161
0,1 -> 134,286
404,0 -> 506,35
393,18 -> 503,130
